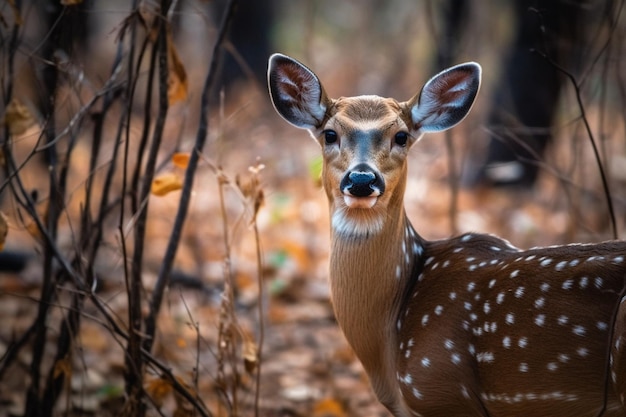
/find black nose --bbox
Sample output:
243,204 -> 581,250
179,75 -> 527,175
340,163 -> 385,197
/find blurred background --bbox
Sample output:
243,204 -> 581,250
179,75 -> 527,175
1,1 -> 626,416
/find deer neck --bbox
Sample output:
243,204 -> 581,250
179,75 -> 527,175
329,207 -> 424,401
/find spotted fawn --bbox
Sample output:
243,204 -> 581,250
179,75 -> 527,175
267,53 -> 626,417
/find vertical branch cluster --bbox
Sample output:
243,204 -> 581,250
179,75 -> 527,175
0,0 -> 240,415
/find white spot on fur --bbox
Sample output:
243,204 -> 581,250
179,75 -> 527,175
518,337 -> 528,348
534,314 -> 546,327
573,325 -> 586,336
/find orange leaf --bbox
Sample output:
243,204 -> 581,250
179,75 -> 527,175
172,152 -> 190,169
151,173 -> 183,196
312,397 -> 347,417
145,376 -> 173,408
167,30 -> 188,105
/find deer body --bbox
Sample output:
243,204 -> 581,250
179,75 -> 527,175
267,53 -> 626,416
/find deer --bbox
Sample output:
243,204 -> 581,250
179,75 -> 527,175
266,53 -> 626,417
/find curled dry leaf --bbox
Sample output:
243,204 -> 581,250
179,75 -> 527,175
0,211 -> 7,251
243,337 -> 258,374
167,29 -> 188,105
151,172 -> 183,196
4,98 -> 37,136
53,356 -> 72,380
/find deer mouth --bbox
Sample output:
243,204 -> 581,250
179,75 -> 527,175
343,195 -> 378,209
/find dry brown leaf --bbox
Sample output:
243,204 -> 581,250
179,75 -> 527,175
172,152 -> 190,169
151,172 -> 183,196
0,211 -> 7,252
242,336 -> 258,374
79,321 -> 110,352
60,0 -> 83,4
4,98 -> 36,136
312,397 -> 347,417
145,376 -> 172,408
167,30 -> 188,105
53,357 -> 72,380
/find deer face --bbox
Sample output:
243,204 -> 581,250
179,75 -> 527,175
316,96 -> 416,237
268,54 -> 481,238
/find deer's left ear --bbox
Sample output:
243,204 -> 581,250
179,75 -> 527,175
268,53 -> 330,130
408,62 -> 481,133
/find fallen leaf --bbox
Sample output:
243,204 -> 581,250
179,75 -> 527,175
312,397 -> 347,417
4,98 -> 36,136
151,172 -> 183,196
172,152 -> 190,169
53,356 -> 72,380
145,376 -> 172,408
167,29 -> 188,105
242,336 -> 258,374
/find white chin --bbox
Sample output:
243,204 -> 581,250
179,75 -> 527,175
343,195 -> 378,209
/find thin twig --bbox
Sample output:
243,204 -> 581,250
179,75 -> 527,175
249,166 -> 265,417
534,49 -> 617,239
143,0 -> 238,354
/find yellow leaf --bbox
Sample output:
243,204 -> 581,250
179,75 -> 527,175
145,376 -> 172,408
4,98 -> 36,136
0,212 -> 7,252
151,173 -> 183,196
167,30 -> 188,105
172,152 -> 190,169
242,337 -> 258,374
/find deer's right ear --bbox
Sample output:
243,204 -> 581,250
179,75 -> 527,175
268,54 -> 329,130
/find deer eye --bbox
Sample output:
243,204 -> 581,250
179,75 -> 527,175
323,130 -> 338,145
394,131 -> 409,147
